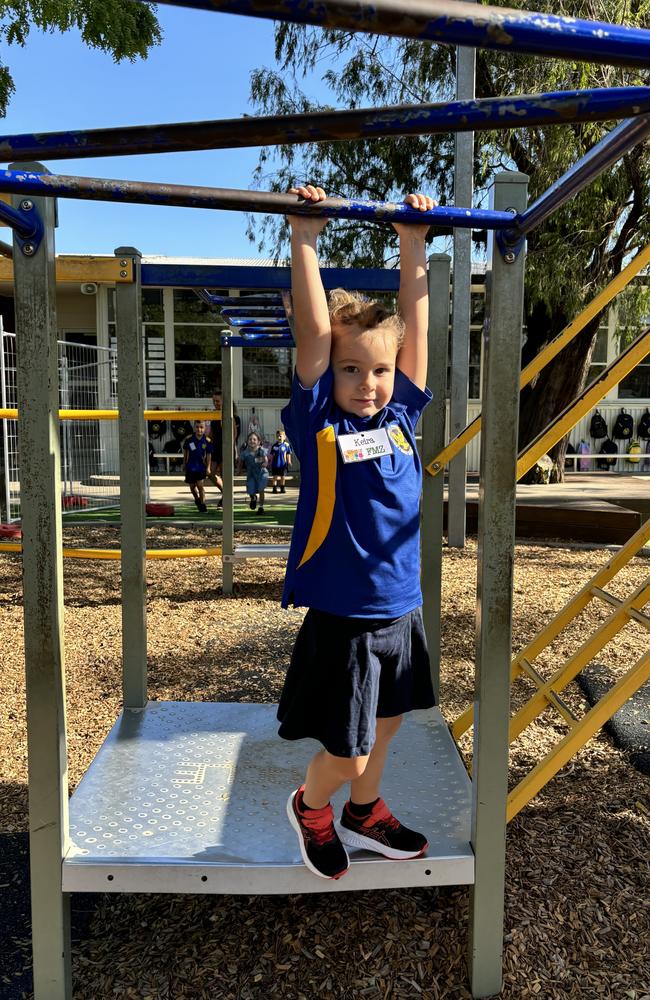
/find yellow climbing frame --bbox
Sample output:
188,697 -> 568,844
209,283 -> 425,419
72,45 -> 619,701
451,518 -> 650,821
427,242 -> 650,477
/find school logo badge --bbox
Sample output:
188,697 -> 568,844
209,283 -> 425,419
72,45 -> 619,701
388,424 -> 412,454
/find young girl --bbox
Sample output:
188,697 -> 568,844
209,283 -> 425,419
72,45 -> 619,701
239,431 -> 269,514
278,185 -> 436,880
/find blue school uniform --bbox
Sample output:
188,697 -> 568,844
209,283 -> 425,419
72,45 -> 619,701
240,445 -> 269,495
270,440 -> 292,472
281,367 -> 431,619
184,434 -> 211,474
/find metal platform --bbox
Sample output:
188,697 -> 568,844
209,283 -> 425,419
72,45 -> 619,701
63,702 -> 473,894
229,543 -> 290,561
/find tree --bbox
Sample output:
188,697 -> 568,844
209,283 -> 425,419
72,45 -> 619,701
248,1 -> 650,479
0,0 -> 161,116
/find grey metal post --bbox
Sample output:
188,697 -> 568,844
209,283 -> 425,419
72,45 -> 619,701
114,247 -> 148,708
448,38 -> 476,548
12,178 -> 72,996
221,344 -> 234,594
421,254 -> 451,705
468,171 -> 528,998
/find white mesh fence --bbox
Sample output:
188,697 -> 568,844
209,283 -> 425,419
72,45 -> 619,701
1,327 -> 120,523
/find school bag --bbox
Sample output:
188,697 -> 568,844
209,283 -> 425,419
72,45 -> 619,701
564,441 -> 577,472
637,408 -> 650,440
597,438 -> 618,470
612,408 -> 634,439
589,409 -> 608,439
577,440 -> 591,472
626,439 -> 642,465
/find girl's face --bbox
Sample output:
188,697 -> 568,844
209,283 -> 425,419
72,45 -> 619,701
248,434 -> 260,450
330,325 -> 397,417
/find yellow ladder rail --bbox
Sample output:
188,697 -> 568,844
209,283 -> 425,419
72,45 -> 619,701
426,243 -> 650,477
516,326 -> 650,481
591,586 -> 650,630
507,648 -> 650,821
517,658 -> 580,727
451,519 -> 650,739
507,577 -> 650,743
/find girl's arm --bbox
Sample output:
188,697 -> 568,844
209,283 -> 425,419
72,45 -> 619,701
393,193 -> 435,391
287,185 -> 331,389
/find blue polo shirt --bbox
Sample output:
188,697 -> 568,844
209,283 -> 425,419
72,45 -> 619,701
281,366 -> 431,618
184,434 -> 211,473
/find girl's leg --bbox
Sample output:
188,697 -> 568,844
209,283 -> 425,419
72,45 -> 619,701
303,750 -> 369,809
349,715 -> 402,804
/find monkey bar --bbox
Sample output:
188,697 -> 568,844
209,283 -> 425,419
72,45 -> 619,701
142,0 -> 650,68
3,88 -> 650,162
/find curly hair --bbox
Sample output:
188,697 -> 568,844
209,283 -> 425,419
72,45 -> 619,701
328,288 -> 405,350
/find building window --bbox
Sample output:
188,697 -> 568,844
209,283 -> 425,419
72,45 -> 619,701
242,346 -> 293,399
173,289 -> 226,398
586,325 -> 608,387
619,359 -> 650,399
107,287 -> 167,398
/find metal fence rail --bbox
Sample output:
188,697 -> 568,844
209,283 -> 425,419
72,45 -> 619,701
1,327 -> 119,522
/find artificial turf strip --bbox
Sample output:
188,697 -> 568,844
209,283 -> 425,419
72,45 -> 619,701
64,503 -> 297,528
577,664 -> 650,776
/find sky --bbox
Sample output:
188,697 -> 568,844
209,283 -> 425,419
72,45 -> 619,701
1,6 -> 318,258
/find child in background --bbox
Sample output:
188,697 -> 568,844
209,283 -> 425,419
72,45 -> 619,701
270,428 -> 292,494
239,431 -> 269,514
183,420 -> 211,513
206,389 -> 224,508
279,184 -> 436,881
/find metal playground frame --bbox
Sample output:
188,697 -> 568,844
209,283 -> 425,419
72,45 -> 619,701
2,2 -> 650,998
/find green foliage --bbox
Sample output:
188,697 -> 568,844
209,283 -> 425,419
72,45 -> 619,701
0,0 -> 161,116
248,1 -> 650,327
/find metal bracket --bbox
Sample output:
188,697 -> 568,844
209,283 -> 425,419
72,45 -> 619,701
0,199 -> 44,256
495,208 -> 525,263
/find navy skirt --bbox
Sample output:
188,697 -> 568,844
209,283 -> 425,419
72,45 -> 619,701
277,606 -> 435,758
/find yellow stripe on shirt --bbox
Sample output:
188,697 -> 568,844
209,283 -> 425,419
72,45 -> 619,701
297,425 -> 337,568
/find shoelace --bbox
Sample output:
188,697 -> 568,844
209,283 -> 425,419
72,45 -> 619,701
298,801 -> 338,846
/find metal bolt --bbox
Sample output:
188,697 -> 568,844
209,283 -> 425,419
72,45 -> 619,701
504,250 -> 516,264
432,462 -> 441,471
22,243 -> 35,256
120,270 -> 128,278
20,200 -> 33,212
119,259 -> 128,267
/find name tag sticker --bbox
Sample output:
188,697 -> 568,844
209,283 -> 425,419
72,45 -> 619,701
337,428 -> 393,464
188,441 -> 196,451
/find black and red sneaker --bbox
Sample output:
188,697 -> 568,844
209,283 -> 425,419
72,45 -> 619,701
287,786 -> 350,880
336,798 -> 428,860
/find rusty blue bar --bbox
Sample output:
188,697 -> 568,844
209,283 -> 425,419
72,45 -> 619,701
517,115 -> 650,237
0,169 -> 514,230
145,0 -> 650,69
2,88 -> 650,161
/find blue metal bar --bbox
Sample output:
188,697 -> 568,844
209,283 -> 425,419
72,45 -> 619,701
146,0 -> 650,69
0,169 -> 513,230
221,307 -> 286,318
226,315 -> 288,327
151,265 -> 399,291
3,88 -> 650,162
0,198 -> 42,240
200,291 -> 284,305
516,115 -> 650,238
221,334 -> 295,347
231,325 -> 292,335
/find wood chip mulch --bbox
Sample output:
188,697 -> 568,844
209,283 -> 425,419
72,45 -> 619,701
1,525 -> 649,1000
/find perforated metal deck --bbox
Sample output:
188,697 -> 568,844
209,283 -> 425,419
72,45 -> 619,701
63,702 -> 473,894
